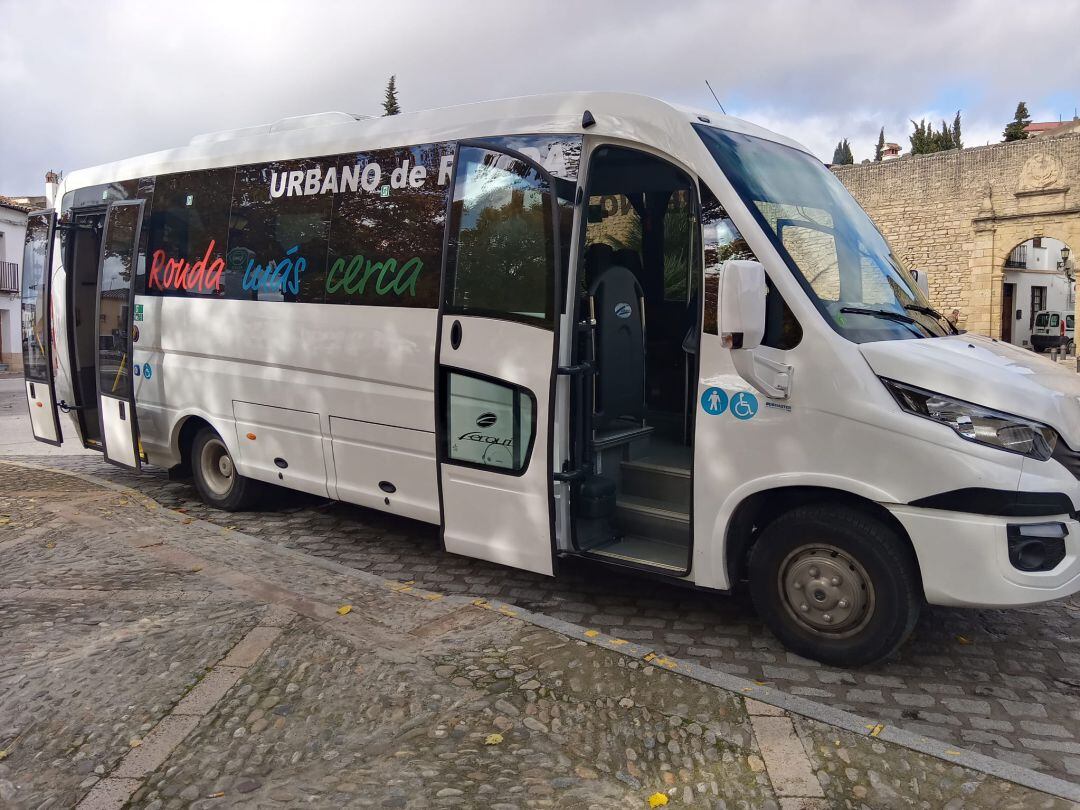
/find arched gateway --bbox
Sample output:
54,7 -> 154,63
833,133 -> 1080,340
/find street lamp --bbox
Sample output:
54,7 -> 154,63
1059,245 -> 1073,281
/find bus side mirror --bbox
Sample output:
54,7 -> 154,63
719,260 -> 768,350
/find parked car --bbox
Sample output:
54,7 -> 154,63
1031,310 -> 1075,352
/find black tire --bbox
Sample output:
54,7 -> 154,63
748,505 -> 921,667
190,427 -> 265,511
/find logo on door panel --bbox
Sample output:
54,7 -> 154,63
476,412 -> 498,428
614,302 -> 632,319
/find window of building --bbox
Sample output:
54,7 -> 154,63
1031,286 -> 1047,328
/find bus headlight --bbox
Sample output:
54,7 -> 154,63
881,379 -> 1058,461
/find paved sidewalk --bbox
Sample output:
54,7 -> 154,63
1,462 -> 1077,808
15,451 -> 1080,790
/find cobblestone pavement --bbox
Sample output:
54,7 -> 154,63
6,455 -> 1080,795
1,463 -> 1074,809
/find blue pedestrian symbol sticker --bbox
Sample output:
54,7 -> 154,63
142,362 -> 152,380
701,387 -> 728,415
731,391 -> 758,420
133,364 -> 141,377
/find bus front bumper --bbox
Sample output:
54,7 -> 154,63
886,505 -> 1080,608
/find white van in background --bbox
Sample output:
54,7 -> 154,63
21,92 -> 1080,666
1031,310 -> 1075,353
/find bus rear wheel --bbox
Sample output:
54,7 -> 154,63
191,427 -> 265,511
748,505 -> 921,667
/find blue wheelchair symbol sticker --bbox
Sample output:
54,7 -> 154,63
142,362 -> 152,380
731,391 -> 758,420
701,387 -> 728,415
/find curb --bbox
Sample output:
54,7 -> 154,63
4,458 -> 1079,804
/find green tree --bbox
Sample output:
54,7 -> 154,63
935,119 -> 955,151
1003,101 -> 1031,141
874,128 -> 885,161
910,117 -> 961,155
382,75 -> 401,116
909,119 -> 931,154
831,138 -> 854,165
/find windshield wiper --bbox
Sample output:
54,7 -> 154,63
840,306 -> 917,324
839,306 -> 926,337
904,303 -> 959,335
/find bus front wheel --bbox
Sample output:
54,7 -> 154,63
748,505 -> 921,667
191,427 -> 265,511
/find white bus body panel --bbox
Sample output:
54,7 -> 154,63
45,91 -> 1080,609
25,380 -> 61,443
100,396 -> 136,464
439,317 -> 554,576
132,296 -> 440,521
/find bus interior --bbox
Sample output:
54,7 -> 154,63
570,145 -> 698,573
61,207 -> 107,449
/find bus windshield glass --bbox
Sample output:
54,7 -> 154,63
695,125 -> 950,342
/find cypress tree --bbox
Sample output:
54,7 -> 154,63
382,75 -> 401,116
1003,101 -> 1031,141
951,111 -> 963,149
874,128 -> 885,161
832,139 -> 854,165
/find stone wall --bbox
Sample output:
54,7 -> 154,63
832,134 -> 1080,337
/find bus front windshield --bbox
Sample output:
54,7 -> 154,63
695,125 -> 951,342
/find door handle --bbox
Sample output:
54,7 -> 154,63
119,401 -> 126,421
450,320 -> 462,350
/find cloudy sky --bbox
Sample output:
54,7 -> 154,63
2,0 -> 1078,196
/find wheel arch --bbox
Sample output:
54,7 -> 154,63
724,485 -> 922,595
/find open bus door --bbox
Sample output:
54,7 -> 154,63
95,200 -> 145,469
21,209 -> 63,445
436,144 -> 563,576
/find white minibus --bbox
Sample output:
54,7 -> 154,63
21,93 -> 1080,665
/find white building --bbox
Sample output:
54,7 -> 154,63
0,175 -> 56,372
0,197 -> 30,372
1002,236 -> 1074,349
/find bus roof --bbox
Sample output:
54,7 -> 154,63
60,91 -> 813,196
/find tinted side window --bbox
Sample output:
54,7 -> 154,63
700,184 -> 801,349
98,204 -> 140,398
444,370 -> 535,473
325,143 -> 452,307
228,160 -> 332,302
21,213 -> 54,381
146,169 -> 234,297
445,147 -> 555,328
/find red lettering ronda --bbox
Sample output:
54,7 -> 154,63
149,241 -> 225,293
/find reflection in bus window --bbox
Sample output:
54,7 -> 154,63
145,169 -> 234,297
98,205 -> 139,398
229,160 -> 332,302
326,143 -> 452,308
445,148 -> 555,328
20,213 -> 53,382
700,184 -> 801,348
445,371 -> 535,473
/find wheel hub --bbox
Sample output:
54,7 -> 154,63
780,545 -> 873,636
200,439 -> 235,497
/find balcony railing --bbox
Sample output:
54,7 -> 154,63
0,261 -> 17,293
